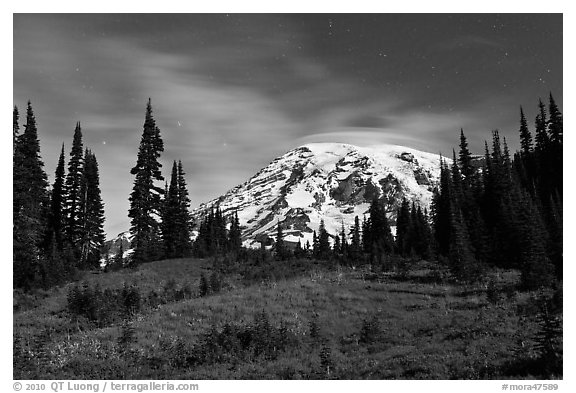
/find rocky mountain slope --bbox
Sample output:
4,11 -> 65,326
192,143 -> 445,247
102,231 -> 132,260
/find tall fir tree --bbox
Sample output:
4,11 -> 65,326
162,161 -> 180,258
361,215 -> 371,255
451,149 -> 463,202
213,207 -> 227,253
312,230 -> 318,259
79,150 -> 105,268
13,101 -> 49,289
432,158 -> 452,258
415,206 -> 432,259
46,144 -> 67,251
535,99 -> 549,153
547,94 -> 563,196
13,106 -> 21,217
519,106 -> 533,155
13,106 -> 19,152
63,122 -> 85,251
458,129 -> 476,186
128,99 -> 165,265
396,199 -> 411,256
317,219 -> 331,260
294,239 -> 305,259
228,211 -> 242,254
339,221 -> 348,256
333,235 -> 341,254
547,93 -> 562,146
176,160 -> 192,255
275,220 -> 286,260
350,215 -> 361,259
366,198 -> 394,264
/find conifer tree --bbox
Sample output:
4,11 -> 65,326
483,133 -> 515,267
318,220 -> 331,260
409,202 -> 420,256
162,160 -> 193,258
535,99 -> 549,153
431,158 -> 452,258
63,122 -> 85,250
114,241 -> 124,269
415,206 -> 432,258
396,199 -> 411,256
128,99 -> 165,264
547,93 -> 562,146
312,230 -> 318,259
350,215 -> 361,258
193,210 -> 211,257
451,149 -> 463,202
275,220 -> 286,260
361,215 -> 371,254
213,207 -> 227,253
547,94 -> 563,195
294,239 -> 304,259
519,106 -> 533,155
228,211 -> 242,254
78,150 -> 105,268
162,161 -> 179,258
46,144 -> 66,251
366,198 -> 394,264
13,101 -> 49,289
13,106 -> 21,216
193,206 -> 228,257
333,235 -> 341,255
14,102 -> 49,220
339,221 -> 348,256
458,129 -> 476,186
517,107 -> 537,198
176,160 -> 192,255
13,106 -> 19,150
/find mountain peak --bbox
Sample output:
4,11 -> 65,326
192,143 -> 445,247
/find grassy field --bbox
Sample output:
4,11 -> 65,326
13,257 -> 562,379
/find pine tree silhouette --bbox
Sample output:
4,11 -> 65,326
128,99 -> 165,265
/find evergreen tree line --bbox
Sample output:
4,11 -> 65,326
192,208 -> 242,258
13,102 -> 105,289
431,94 -> 562,288
161,160 -> 193,259
277,197 -> 432,265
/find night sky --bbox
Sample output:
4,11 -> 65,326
13,14 -> 562,237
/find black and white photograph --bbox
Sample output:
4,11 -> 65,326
12,10 -> 564,383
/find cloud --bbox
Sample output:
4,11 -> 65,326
88,44 -> 307,233
295,96 -> 526,157
433,35 -> 504,51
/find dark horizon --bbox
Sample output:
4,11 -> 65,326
13,13 -> 562,237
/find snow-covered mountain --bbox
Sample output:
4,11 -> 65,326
192,142 -> 445,247
102,231 -> 132,260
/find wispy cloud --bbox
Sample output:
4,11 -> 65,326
433,35 -> 504,51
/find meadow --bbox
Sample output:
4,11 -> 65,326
13,257 -> 562,379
